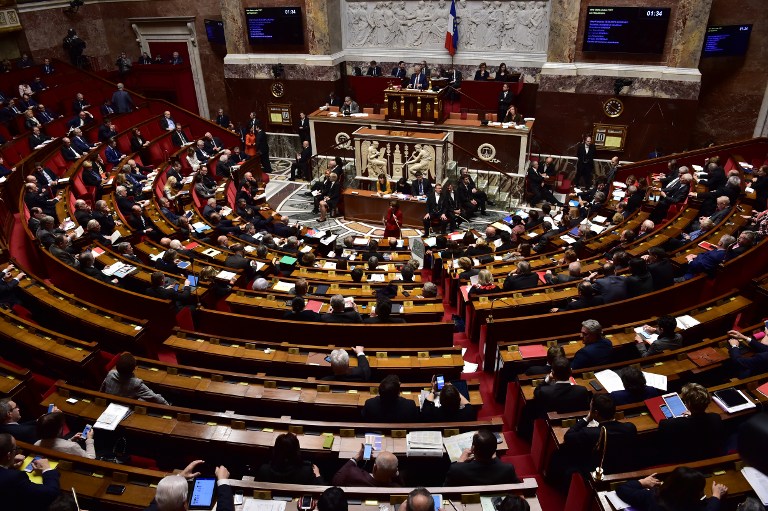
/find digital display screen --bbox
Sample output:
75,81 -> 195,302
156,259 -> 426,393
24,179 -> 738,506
204,19 -> 226,45
245,7 -> 304,46
189,478 -> 216,509
583,7 -> 671,54
702,25 -> 752,57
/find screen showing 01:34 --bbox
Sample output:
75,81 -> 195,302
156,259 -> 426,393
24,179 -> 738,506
583,7 -> 671,54
245,7 -> 304,45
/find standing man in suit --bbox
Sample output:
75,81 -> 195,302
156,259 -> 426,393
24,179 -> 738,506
444,429 -> 520,486
497,83 -> 514,121
291,140 -> 312,181
445,65 -> 462,102
0,433 -> 60,509
297,112 -> 309,143
215,108 -> 230,128
575,135 -> 595,187
321,346 -> 371,381
362,375 -> 418,422
423,183 -> 448,234
111,83 -> 135,113
255,123 -> 272,173
366,60 -> 382,76
409,64 -> 427,90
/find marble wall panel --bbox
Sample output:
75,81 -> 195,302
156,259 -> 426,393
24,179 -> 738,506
547,0 -> 579,63
225,63 -> 340,81
539,74 -> 701,100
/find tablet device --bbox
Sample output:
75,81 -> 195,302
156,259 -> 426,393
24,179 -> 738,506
188,275 -> 199,287
189,477 -> 217,510
662,392 -> 688,417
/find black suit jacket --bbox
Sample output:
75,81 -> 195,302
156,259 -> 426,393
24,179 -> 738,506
564,419 -> 638,473
533,382 -> 591,416
60,145 -> 82,162
29,133 -> 49,149
171,130 -> 189,147
366,66 -> 382,76
425,192 -> 446,216
503,273 -> 539,291
216,114 -> 230,127
0,421 -> 38,443
447,70 -> 462,89
657,413 -> 724,464
444,459 -> 519,486
0,466 -> 60,510
411,178 -> 432,196
322,309 -> 362,323
283,310 -> 323,322
256,130 -> 269,154
576,142 -> 595,171
362,396 -> 418,423
498,90 -> 514,113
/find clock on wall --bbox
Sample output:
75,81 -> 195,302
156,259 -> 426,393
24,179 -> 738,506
603,97 -> 624,118
271,82 -> 285,98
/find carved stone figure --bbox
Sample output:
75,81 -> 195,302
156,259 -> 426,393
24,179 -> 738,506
367,141 -> 387,173
405,144 -> 432,177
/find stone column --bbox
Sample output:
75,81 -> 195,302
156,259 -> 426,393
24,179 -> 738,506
304,0 -> 333,55
546,0 -> 581,63
220,0 -> 247,55
668,0 -> 714,68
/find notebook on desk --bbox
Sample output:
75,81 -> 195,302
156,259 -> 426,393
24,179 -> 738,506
686,346 -> 728,368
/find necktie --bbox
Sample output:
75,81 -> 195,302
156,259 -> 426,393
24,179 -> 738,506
180,133 -> 186,144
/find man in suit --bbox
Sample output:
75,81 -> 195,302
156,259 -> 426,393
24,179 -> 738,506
60,137 -> 83,162
291,140 -> 312,181
0,399 -> 39,444
105,138 -> 124,165
444,65 -> 462,101
100,99 -> 115,116
72,92 -> 91,114
159,111 -> 176,131
572,319 -> 612,370
534,357 -> 591,415
444,429 -> 519,486
409,64 -> 427,90
366,60 -> 382,76
28,126 -> 49,149
24,182 -> 58,218
460,168 -> 489,213
93,200 -> 117,234
411,170 -> 432,197
127,205 -> 156,237
527,160 -> 561,206
392,61 -> 407,79
170,51 -> 183,65
67,110 -> 93,133
98,119 -> 118,142
171,123 -> 189,147
50,235 -> 79,267
115,185 -> 137,216
0,433 -> 60,509
71,128 -> 96,153
35,104 -> 57,124
41,58 -> 54,74
111,83 -> 135,113
321,294 -> 362,323
73,199 -> 93,227
297,112 -> 309,143
321,346 -> 371,381
649,173 -> 693,224
679,234 -> 735,281
224,244 -> 256,280
0,266 -> 25,308
423,182 -> 448,234
145,271 -> 192,311
362,375 -> 418,422
215,108 -> 230,128
503,260 -> 539,291
144,464 -> 233,511
587,262 -> 628,303
457,174 -> 479,217
657,383 -> 724,464
497,83 -> 514,121
203,132 -> 223,154
341,96 -> 360,115
644,247 -> 674,290
283,297 -> 323,322
575,135 -> 595,188
255,123 -> 273,173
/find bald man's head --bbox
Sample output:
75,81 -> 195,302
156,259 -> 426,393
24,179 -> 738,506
371,451 -> 398,483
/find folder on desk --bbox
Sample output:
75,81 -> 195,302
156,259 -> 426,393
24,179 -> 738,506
305,300 -> 323,313
644,396 -> 668,424
518,345 -> 548,359
686,346 -> 727,368
279,255 -> 297,266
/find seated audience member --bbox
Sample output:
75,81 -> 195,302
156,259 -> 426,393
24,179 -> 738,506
625,258 -> 654,297
0,398 -> 39,443
572,319 -> 612,370
365,299 -> 406,324
318,487 -> 348,511
257,432 -> 324,484
0,266 -> 25,308
549,394 -> 637,487
146,462 -> 234,511
322,294 -> 362,323
635,315 -> 682,357
616,466 -> 727,511
457,257 -> 479,281
35,411 -> 95,458
587,262 -> 627,303
657,383 -> 724,463
645,247 -> 674,290
545,261 -> 581,284
533,356 -> 591,415
678,234 -> 736,281
419,281 -> 438,298
421,379 -> 476,422
444,429 -> 520,486
362,374 -> 418,423
503,260 -> 539,291
551,281 -> 603,312
100,352 -> 170,404
321,346 -> 371,382
524,345 -> 566,376
609,365 -> 661,406
727,326 -> 768,378
331,446 -> 401,487
468,269 -> 501,297
283,297 -> 322,322
725,230 -> 756,261
0,433 -> 60,509
497,495 -> 531,511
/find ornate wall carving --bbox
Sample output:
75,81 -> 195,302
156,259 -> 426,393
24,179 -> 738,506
342,0 -> 550,53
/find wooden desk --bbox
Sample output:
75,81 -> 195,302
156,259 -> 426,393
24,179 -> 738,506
343,189 -> 427,227
383,87 -> 449,123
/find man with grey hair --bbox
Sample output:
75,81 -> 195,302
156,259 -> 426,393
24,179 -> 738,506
322,294 -> 362,323
252,277 -> 269,291
545,261 -> 582,284
572,319 -> 612,370
679,234 -> 736,281
503,260 -> 539,291
420,281 -> 438,298
111,82 -> 135,113
93,199 -> 117,233
321,346 -> 370,382
0,398 -> 39,443
145,461 -> 233,511
649,172 -> 693,223
399,488 -> 434,511
115,185 -> 136,215
331,445 -> 400,486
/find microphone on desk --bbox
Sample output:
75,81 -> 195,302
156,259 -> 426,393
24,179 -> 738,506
591,425 -> 608,481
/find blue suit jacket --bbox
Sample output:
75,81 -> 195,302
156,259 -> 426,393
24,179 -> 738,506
685,248 -> 726,278
410,72 -> 427,90
0,466 -> 60,510
572,337 -> 613,370
72,136 -> 92,153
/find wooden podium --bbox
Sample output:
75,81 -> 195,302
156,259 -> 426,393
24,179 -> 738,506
384,87 -> 449,124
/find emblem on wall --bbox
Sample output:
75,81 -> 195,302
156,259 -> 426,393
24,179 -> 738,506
335,132 -> 352,150
477,143 -> 497,162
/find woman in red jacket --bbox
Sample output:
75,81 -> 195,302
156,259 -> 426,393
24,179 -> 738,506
383,200 -> 402,238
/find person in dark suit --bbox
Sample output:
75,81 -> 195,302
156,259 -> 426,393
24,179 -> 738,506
0,433 -> 60,509
24,183 -> 58,219
411,171 -> 432,197
634,315 -> 682,358
698,162 -> 726,191
473,62 -> 490,81
224,244 -> 256,280
100,99 -> 115,116
444,429 -> 519,486
409,65 -> 428,90
364,299 -> 405,324
111,83 -> 135,113
318,172 -> 340,222
727,327 -> 768,378
0,266 -> 25,308
297,112 -> 310,143
616,467 -> 727,511
321,346 -> 371,382
72,92 -> 90,114
171,124 -> 189,147
59,137 -> 83,162
35,104 -> 57,124
679,234 -> 735,281
456,175 -> 478,218
392,61 -> 407,79
527,160 -> 560,206
214,108 -> 230,128
322,294 -> 362,323
145,271 -> 192,311
144,463 -> 234,511
291,140 -> 312,181
366,61 -> 382,76
71,128 -> 95,153
649,173 -> 692,224
575,135 -> 595,187
656,383 -> 724,464
255,123 -> 272,173
572,319 -> 612,370
503,261 -> 539,291
497,83 -> 514,121
555,281 -> 605,312
362,375 -> 418,423
625,258 -> 654,297
550,394 -> 638,488
41,58 -> 54,75
444,66 -> 462,102
98,120 -> 118,142
534,357 -> 591,415
421,380 -> 476,422
460,168 -> 488,214
645,247 -> 674,290
67,111 -> 92,133
0,399 -> 39,444
609,365 -> 661,406
28,126 -> 49,149
159,111 -> 176,131
257,432 -> 324,485
587,262 -> 628,303
423,182 -> 448,234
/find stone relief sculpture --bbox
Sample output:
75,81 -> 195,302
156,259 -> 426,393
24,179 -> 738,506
343,0 -> 549,53
366,141 -> 388,174
405,144 -> 434,178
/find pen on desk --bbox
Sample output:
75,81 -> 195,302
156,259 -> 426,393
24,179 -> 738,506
447,500 -> 460,511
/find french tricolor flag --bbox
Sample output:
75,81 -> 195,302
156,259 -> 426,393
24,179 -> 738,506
444,0 -> 458,55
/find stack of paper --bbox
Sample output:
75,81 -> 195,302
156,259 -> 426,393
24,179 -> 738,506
94,403 -> 131,431
675,315 -> 701,330
243,500 -> 287,511
272,281 -> 294,292
215,270 -> 237,281
741,467 -> 768,505
595,369 -> 667,392
634,326 -> 658,343
443,431 -> 476,462
406,430 -> 443,457
604,491 -> 635,510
